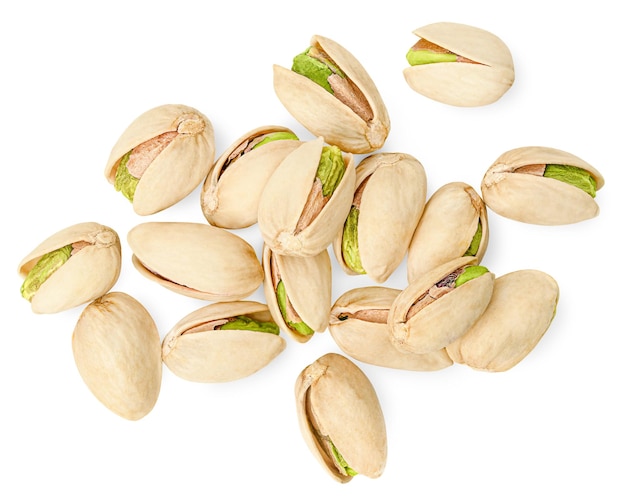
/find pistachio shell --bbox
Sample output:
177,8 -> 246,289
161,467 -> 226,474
104,104 -> 215,215
446,270 -> 559,371
72,292 -> 162,420
127,222 -> 263,301
200,125 -> 302,229
329,286 -> 452,371
481,146 -> 605,225
18,222 -> 121,314
389,256 -> 494,354
403,22 -> 515,107
295,353 -> 387,483
273,35 -> 390,153
407,182 -> 489,283
161,301 -> 286,383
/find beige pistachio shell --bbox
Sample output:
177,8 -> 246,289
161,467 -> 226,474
161,301 -> 286,383
104,104 -> 215,215
18,222 -> 121,314
481,146 -> 604,225
295,353 -> 387,483
273,35 -> 390,153
446,270 -> 559,371
407,182 -> 488,283
329,286 -> 452,371
127,222 -> 263,301
333,152 -> 427,282
200,125 -> 302,229
258,137 -> 356,257
72,292 -> 162,420
389,256 -> 494,354
403,22 -> 515,107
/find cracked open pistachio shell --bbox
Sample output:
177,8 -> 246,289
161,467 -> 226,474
127,222 -> 263,301
273,34 -> 390,153
403,22 -> 515,107
389,256 -> 494,354
481,146 -> 605,225
18,222 -> 121,314
333,152 -> 427,282
262,244 -> 332,343
104,104 -> 215,215
407,182 -> 488,283
72,292 -> 162,421
200,125 -> 302,229
295,353 -> 387,483
258,137 -> 356,257
446,270 -> 559,372
161,301 -> 286,383
329,286 -> 452,371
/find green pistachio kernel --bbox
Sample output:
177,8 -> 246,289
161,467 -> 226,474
544,164 -> 597,198
455,265 -> 489,287
114,150 -> 138,202
21,244 -> 73,301
317,145 -> 345,197
276,280 -> 314,336
252,131 -> 299,149
292,47 -> 345,94
406,49 -> 457,66
330,441 -> 358,477
464,220 -> 483,257
341,206 -> 365,274
218,315 -> 280,335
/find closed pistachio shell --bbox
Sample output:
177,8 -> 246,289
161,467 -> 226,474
273,34 -> 390,153
72,292 -> 162,420
18,222 -> 121,314
481,146 -> 604,225
295,353 -> 387,483
407,182 -> 488,283
446,270 -> 559,371
200,125 -> 302,229
329,286 -> 452,371
104,104 -> 215,215
127,222 -> 263,301
161,301 -> 286,383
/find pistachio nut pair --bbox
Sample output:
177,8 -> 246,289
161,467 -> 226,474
104,104 -> 215,215
72,292 -> 162,420
201,125 -> 301,229
403,22 -> 515,107
18,222 -> 121,314
127,222 -> 263,301
258,137 -> 355,257
295,353 -> 387,483
481,146 -> 605,225
329,287 -> 453,371
161,301 -> 286,383
274,35 -> 390,153
407,182 -> 488,283
447,270 -> 559,371
333,152 -> 427,283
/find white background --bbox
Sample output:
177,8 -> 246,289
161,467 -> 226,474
2,1 -> 624,497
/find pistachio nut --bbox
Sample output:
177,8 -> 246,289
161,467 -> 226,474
258,137 -> 356,257
407,182 -> 488,283
329,286 -> 452,371
389,256 -> 495,354
72,292 -> 162,420
403,22 -> 515,107
262,244 -> 332,343
446,270 -> 559,372
161,301 -> 286,383
104,104 -> 215,215
200,125 -> 301,229
333,152 -> 427,282
273,34 -> 390,153
18,222 -> 121,314
295,353 -> 387,483
481,146 -> 605,225
127,222 -> 263,301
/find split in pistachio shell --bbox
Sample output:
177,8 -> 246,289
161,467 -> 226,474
18,222 -> 121,314
295,353 -> 387,483
481,146 -> 605,225
104,104 -> 215,215
274,35 -> 390,154
200,126 -> 302,229
403,22 -> 515,107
